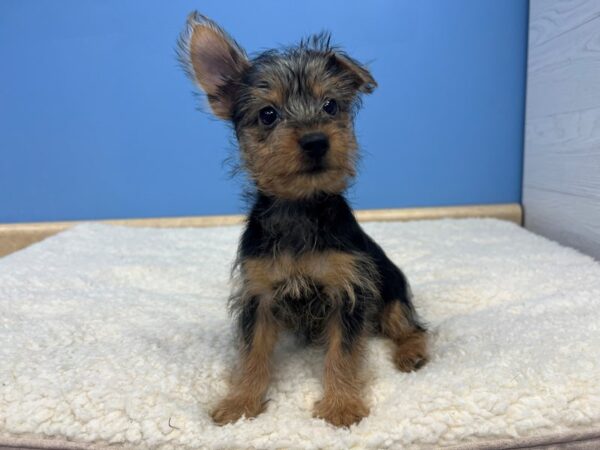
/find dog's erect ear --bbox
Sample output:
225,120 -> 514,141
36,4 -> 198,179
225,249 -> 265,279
179,12 -> 249,120
331,53 -> 377,94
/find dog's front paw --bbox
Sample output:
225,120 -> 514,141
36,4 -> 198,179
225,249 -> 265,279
211,395 -> 266,425
313,396 -> 369,427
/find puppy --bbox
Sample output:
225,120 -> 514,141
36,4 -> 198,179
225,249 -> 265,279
179,12 -> 428,428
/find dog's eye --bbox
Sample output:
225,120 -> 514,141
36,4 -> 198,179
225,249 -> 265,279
259,106 -> 278,126
322,98 -> 338,116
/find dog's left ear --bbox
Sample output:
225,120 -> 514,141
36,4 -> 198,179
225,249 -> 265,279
331,53 -> 377,94
179,12 -> 249,120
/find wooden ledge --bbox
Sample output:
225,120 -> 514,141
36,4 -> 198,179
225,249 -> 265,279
0,203 -> 521,258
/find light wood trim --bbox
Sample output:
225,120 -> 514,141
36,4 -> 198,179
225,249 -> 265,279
354,204 -> 521,223
0,203 -> 521,258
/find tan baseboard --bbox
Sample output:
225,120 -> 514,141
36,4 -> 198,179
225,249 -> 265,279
0,203 -> 522,258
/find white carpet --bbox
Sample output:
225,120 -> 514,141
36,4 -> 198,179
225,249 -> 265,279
1,219 -> 600,449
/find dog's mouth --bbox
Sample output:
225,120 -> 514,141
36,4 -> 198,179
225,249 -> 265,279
299,160 -> 333,175
295,165 -> 349,179
262,165 -> 350,197
301,165 -> 327,175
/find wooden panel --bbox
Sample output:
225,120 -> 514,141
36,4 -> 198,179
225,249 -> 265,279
524,187 -> 600,258
525,104 -> 600,147
0,204 -> 522,258
528,0 -> 600,47
523,0 -> 600,260
527,3 -> 600,117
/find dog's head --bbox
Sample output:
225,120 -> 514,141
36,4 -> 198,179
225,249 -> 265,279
179,12 -> 376,200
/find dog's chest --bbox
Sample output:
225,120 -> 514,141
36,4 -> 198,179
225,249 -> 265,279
242,251 -> 359,299
241,251 -> 362,338
238,195 -> 380,339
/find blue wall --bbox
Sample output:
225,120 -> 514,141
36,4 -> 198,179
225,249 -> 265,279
0,0 -> 528,223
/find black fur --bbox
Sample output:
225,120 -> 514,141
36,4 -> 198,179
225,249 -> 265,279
237,192 -> 423,349
239,295 -> 260,348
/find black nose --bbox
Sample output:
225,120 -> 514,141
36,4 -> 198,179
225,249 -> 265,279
299,132 -> 329,160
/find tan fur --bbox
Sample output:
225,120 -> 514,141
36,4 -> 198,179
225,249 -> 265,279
381,301 -> 428,372
211,299 -> 278,424
332,54 -> 378,93
242,250 -> 378,307
248,85 -> 285,110
186,17 -> 249,119
313,314 -> 369,427
239,115 -> 357,200
380,300 -> 414,338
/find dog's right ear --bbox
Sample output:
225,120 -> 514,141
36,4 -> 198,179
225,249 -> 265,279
178,12 -> 249,120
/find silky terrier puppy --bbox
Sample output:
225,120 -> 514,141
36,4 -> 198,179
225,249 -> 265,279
179,12 -> 428,428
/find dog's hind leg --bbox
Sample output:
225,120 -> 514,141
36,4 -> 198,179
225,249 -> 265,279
380,299 -> 428,372
371,246 -> 428,372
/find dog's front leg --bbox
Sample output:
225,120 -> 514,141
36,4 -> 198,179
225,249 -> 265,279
211,296 -> 278,425
313,305 -> 369,427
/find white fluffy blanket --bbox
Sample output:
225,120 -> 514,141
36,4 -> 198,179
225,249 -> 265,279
1,219 -> 600,449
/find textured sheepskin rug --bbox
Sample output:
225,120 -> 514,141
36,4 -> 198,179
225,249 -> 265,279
1,219 -> 600,449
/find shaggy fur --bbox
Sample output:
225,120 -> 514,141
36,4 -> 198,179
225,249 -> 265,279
178,12 -> 428,427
